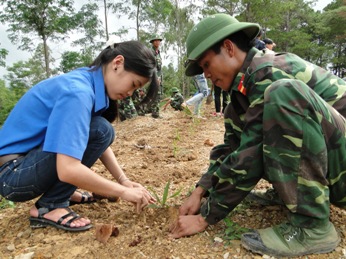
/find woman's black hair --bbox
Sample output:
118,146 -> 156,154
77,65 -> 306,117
89,40 -> 159,122
101,99 -> 118,123
210,30 -> 254,54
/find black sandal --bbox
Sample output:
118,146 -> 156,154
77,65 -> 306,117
69,190 -> 96,206
30,204 -> 92,232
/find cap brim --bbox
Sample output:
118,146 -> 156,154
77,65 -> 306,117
185,61 -> 203,77
185,23 -> 260,76
150,39 -> 162,43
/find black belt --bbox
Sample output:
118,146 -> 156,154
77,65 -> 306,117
0,154 -> 22,167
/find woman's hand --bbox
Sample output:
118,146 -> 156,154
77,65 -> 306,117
120,186 -> 156,213
121,180 -> 143,189
121,179 -> 135,188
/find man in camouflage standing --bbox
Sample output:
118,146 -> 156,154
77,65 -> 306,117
170,14 -> 346,257
148,35 -> 163,118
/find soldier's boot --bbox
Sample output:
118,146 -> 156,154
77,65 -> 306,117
152,113 -> 162,119
241,221 -> 340,257
245,188 -> 284,206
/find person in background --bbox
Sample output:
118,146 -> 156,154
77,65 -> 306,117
119,96 -> 138,121
184,73 -> 209,118
148,35 -> 164,118
170,13 -> 346,258
210,84 -> 229,117
263,38 -> 276,53
0,40 -> 157,232
254,29 -> 265,50
132,88 -> 146,116
162,87 -> 186,111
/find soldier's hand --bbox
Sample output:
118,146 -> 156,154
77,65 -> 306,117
179,186 -> 205,215
169,214 -> 208,238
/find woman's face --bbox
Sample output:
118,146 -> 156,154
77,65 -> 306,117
103,55 -> 149,100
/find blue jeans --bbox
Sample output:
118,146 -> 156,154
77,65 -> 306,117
0,116 -> 115,209
186,93 -> 205,115
186,74 -> 209,115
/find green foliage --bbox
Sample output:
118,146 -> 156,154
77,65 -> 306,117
0,0 -> 104,77
0,0 -> 77,77
0,48 -> 8,67
320,3 -> 346,76
221,201 -> 251,243
0,197 -> 15,209
0,0 -> 76,52
4,44 -> 52,97
222,217 -> 249,242
0,81 -> 17,125
71,3 -> 105,51
172,129 -> 181,157
148,180 -> 182,208
162,64 -> 180,97
60,49 -> 93,73
0,0 -> 345,99
203,0 -> 245,16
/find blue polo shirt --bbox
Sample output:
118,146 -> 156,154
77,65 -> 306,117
0,67 -> 108,160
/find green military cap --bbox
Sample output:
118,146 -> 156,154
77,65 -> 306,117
150,35 -> 163,43
171,87 -> 180,93
185,14 -> 260,76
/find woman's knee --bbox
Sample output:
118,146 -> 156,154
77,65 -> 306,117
89,116 -> 115,146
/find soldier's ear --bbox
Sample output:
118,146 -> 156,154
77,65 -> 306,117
223,39 -> 234,57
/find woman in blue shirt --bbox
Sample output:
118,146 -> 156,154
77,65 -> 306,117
0,40 -> 158,232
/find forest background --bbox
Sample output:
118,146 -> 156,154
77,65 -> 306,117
0,0 -> 345,126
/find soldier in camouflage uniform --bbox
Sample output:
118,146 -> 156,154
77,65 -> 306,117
148,35 -> 163,118
170,14 -> 346,257
163,87 -> 185,111
118,96 -> 138,121
132,88 -> 146,116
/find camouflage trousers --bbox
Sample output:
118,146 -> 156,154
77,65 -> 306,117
263,79 -> 346,228
119,96 -> 138,121
147,84 -> 163,118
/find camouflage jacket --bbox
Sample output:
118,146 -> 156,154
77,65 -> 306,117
198,48 -> 346,225
170,92 -> 184,110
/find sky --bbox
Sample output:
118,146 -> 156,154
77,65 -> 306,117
0,0 -> 334,80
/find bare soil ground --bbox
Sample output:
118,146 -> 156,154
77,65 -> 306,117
0,104 -> 345,259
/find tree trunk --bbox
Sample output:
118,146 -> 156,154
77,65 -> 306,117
43,37 -> 50,78
104,0 -> 109,40
136,0 -> 141,40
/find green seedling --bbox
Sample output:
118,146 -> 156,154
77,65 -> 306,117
222,218 -> 250,245
172,129 -> 181,157
174,129 -> 181,141
148,180 -> 182,208
182,106 -> 192,116
172,140 -> 180,157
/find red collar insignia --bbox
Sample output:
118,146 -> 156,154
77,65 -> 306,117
237,74 -> 246,95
